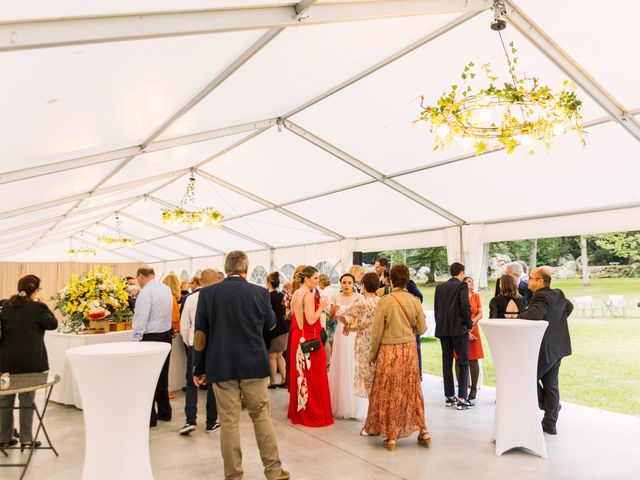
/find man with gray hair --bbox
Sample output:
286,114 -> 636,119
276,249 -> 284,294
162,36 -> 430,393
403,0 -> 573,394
193,251 -> 288,480
519,267 -> 573,435
495,261 -> 532,302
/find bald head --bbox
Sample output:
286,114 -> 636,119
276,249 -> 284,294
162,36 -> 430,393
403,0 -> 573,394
200,269 -> 217,287
528,266 -> 552,291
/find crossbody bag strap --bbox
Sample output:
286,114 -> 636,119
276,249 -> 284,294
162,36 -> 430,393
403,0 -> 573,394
389,292 -> 416,329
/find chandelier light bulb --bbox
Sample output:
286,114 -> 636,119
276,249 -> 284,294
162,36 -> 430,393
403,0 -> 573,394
553,123 -> 566,136
520,134 -> 534,146
436,124 -> 450,138
461,137 -> 474,149
478,108 -> 491,122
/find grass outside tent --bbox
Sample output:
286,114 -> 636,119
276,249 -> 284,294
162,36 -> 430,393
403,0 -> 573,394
417,278 -> 640,416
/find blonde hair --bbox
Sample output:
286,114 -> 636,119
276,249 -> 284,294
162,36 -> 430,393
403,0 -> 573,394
318,274 -> 331,288
348,265 -> 365,282
180,280 -> 189,291
163,273 -> 181,301
290,265 -> 306,294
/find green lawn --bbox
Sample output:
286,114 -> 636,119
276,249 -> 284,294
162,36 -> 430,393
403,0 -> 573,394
418,278 -> 640,416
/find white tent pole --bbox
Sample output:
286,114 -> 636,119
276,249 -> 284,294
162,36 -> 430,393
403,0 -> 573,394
117,211 -> 226,255
194,169 -> 345,240
283,120 -> 464,225
504,1 -> 640,142
0,1 -> 492,52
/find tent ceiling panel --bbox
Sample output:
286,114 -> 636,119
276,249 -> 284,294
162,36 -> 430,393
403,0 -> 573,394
151,173 -> 266,218
103,132 -> 249,187
199,129 -> 369,204
394,123 -> 640,223
146,236 -> 214,258
223,210 -> 334,248
1,29 -> 267,170
181,228 -> 264,254
77,178 -> 175,211
0,1 -> 281,21
291,11 -> 607,175
0,238 -> 140,263
97,214 -> 168,240
516,0 -> 639,110
159,12 -> 461,139
286,182 -> 453,238
0,222 -> 57,244
0,160 -> 119,213
0,204 -> 74,231
51,204 -> 137,233
111,241 -> 184,261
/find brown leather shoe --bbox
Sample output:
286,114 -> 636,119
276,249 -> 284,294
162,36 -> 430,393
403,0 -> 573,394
273,469 -> 290,480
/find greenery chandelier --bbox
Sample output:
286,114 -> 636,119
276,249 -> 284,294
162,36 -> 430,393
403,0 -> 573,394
67,235 -> 96,257
417,4 -> 585,155
98,213 -> 135,249
160,174 -> 224,229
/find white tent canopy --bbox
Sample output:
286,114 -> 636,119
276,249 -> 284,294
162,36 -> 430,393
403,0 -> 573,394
1,0 -> 639,280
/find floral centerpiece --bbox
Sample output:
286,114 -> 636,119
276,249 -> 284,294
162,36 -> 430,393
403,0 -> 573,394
51,265 -> 132,333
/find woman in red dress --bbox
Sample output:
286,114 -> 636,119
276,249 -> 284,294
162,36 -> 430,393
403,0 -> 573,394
288,266 -> 334,427
455,276 -> 484,400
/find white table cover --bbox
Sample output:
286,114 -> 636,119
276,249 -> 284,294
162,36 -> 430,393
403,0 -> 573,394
67,342 -> 170,480
46,330 -> 186,408
480,318 -> 549,458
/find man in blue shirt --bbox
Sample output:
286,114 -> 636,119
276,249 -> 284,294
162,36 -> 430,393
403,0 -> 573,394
132,266 -> 173,427
193,251 -> 289,480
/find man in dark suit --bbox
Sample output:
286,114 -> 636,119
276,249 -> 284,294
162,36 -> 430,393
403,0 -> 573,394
519,266 -> 573,435
193,250 -> 289,480
494,261 -> 532,302
434,262 -> 474,410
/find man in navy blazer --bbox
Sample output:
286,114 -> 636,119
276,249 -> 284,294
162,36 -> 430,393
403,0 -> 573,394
519,266 -> 573,435
193,250 -> 289,480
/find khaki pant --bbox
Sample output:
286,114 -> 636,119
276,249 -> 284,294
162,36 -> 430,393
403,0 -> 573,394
213,377 -> 284,480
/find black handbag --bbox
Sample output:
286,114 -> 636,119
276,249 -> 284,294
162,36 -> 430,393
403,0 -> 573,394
300,337 -> 321,354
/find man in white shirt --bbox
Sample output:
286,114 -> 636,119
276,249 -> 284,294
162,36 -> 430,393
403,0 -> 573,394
132,266 -> 173,427
179,268 -> 220,435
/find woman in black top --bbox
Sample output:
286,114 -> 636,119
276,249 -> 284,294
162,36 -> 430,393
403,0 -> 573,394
489,274 -> 527,319
0,275 -> 57,449
265,272 -> 289,389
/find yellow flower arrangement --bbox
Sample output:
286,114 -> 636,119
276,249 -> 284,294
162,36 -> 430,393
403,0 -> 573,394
52,265 -> 133,333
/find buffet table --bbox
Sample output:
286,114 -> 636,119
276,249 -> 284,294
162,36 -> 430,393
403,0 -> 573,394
45,330 -> 186,408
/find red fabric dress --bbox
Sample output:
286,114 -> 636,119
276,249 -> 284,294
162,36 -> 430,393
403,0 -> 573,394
454,293 -> 484,360
287,298 -> 333,427
468,293 -> 484,360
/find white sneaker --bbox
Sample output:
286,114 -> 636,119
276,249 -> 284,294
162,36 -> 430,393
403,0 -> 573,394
179,423 -> 196,435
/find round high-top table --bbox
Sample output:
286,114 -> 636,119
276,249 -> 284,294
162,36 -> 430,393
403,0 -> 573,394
480,318 -> 549,458
66,342 -> 171,480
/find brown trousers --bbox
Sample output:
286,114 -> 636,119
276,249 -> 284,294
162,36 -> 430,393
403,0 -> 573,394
213,377 -> 284,480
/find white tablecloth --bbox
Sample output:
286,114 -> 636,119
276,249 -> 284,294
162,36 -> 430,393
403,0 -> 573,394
67,342 -> 170,480
46,330 -> 186,408
480,318 -> 549,458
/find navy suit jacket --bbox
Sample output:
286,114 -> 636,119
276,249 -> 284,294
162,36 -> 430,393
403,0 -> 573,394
434,277 -> 472,338
193,276 -> 275,383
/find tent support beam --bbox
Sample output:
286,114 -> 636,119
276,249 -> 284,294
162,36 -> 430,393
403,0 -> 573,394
0,119 -> 276,186
0,1 -> 492,52
283,120 -> 464,225
96,222 -> 191,260
504,1 -> 640,143
73,235 -> 146,262
194,169 -> 345,240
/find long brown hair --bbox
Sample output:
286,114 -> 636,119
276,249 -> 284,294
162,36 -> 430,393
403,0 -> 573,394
499,274 -> 521,298
8,274 -> 40,307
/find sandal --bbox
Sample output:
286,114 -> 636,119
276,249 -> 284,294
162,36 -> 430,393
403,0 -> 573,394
383,439 -> 396,451
20,441 -> 41,452
359,428 -> 369,436
0,439 -> 18,448
417,431 -> 432,448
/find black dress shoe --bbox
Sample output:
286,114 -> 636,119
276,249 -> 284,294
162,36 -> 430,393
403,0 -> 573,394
542,424 -> 557,435
268,384 -> 278,389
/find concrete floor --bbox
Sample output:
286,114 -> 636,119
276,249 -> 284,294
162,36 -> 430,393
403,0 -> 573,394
2,375 -> 638,480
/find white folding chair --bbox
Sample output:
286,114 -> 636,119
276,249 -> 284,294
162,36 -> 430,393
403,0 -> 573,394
604,295 -> 626,318
574,295 -> 597,318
